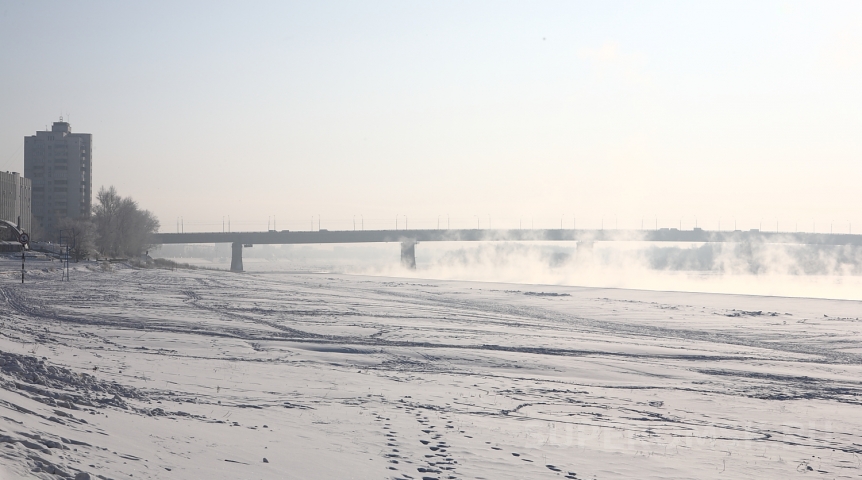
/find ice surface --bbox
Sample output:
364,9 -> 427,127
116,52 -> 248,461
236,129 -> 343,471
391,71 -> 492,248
0,261 -> 861,478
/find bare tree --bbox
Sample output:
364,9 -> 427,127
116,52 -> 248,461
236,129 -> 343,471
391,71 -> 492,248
92,186 -> 160,258
57,216 -> 96,262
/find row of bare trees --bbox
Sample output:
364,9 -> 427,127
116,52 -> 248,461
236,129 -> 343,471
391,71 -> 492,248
54,186 -> 160,261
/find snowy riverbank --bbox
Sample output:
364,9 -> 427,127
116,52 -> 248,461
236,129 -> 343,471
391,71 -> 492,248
1,263 -> 860,478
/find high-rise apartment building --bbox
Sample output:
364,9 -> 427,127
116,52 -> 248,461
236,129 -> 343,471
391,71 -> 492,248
24,119 -> 92,237
0,171 -> 31,233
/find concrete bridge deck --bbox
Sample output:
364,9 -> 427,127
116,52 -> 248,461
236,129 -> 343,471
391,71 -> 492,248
148,228 -> 862,272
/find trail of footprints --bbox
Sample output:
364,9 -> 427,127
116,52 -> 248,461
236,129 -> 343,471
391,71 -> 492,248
375,400 -> 587,480
373,405 -> 459,480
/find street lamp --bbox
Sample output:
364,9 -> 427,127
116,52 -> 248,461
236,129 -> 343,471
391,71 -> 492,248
474,215 -> 479,230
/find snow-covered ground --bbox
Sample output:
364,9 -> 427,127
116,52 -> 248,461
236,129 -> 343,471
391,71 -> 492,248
0,260 -> 861,479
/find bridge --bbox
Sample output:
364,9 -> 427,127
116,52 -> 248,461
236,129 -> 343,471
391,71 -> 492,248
148,228 -> 862,272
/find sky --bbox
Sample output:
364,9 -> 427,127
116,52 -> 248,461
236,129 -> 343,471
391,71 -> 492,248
1,1 -> 860,233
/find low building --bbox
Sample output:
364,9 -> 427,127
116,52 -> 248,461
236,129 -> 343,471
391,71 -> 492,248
0,219 -> 24,252
0,171 -> 31,233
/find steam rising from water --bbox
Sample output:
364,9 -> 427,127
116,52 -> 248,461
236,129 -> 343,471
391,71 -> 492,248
352,242 -> 862,300
156,241 -> 862,300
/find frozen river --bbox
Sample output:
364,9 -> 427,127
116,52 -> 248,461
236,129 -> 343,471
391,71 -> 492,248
1,263 -> 861,478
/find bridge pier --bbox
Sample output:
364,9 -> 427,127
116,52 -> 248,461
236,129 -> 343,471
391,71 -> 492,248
230,241 -> 244,272
401,240 -> 416,269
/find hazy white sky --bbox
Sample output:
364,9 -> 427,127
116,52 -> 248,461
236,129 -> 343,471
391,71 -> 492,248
1,1 -> 860,233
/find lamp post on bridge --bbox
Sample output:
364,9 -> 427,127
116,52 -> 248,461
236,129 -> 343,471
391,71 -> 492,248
474,215 -> 479,230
